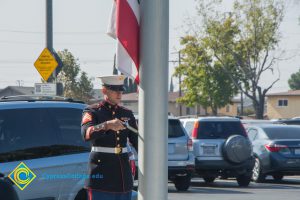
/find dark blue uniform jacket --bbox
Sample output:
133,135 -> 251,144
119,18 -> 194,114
81,101 -> 138,193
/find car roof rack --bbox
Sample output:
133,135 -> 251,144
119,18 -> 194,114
0,95 -> 84,104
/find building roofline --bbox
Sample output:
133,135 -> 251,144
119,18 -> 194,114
267,90 -> 300,96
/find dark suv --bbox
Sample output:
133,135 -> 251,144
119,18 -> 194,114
0,96 -> 137,200
180,117 -> 254,187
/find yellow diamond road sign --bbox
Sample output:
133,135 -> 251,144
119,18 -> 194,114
34,48 -> 58,81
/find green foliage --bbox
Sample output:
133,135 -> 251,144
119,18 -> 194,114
174,35 -> 238,115
57,49 -> 94,102
182,0 -> 285,119
243,108 -> 255,116
77,71 -> 94,103
288,69 -> 300,90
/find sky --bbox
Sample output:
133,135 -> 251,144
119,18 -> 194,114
0,0 -> 299,93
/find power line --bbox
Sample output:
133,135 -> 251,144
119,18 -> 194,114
0,59 -> 114,65
0,40 -> 113,46
0,29 -> 106,35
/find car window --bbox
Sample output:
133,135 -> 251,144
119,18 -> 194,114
198,121 -> 245,139
0,108 -> 57,151
184,121 -> 194,137
168,119 -> 185,138
49,108 -> 89,147
0,107 -> 89,163
247,128 -> 258,141
263,127 -> 300,139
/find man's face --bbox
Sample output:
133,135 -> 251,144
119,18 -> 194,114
102,87 -> 123,105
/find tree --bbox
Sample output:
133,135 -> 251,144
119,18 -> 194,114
288,69 -> 300,90
77,72 -> 94,103
174,36 -> 238,115
57,49 -> 94,102
187,0 -> 284,119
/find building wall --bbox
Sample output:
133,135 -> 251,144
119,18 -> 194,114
218,103 -> 239,116
205,103 -> 239,116
168,102 -> 206,116
267,96 -> 300,119
121,101 -> 206,117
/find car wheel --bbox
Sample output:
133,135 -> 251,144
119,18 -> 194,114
237,174 -> 251,187
252,157 -> 265,183
203,176 -> 216,183
272,173 -> 284,182
174,174 -> 191,191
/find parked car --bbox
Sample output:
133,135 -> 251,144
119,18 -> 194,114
180,117 -> 254,187
135,116 -> 195,191
246,124 -> 300,182
168,117 -> 195,191
272,118 -> 300,125
0,95 -> 137,200
241,119 -> 276,127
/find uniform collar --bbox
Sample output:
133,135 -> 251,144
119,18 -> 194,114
102,100 -> 118,110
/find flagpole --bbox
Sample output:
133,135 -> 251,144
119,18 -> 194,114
138,0 -> 169,199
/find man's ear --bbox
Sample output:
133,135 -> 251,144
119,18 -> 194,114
102,87 -> 107,95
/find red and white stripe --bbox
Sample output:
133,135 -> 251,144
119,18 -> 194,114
107,0 -> 140,84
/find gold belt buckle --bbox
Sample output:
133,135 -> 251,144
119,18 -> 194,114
115,147 -> 122,154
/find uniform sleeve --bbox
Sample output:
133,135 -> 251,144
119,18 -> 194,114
81,107 -> 106,142
127,111 -> 138,152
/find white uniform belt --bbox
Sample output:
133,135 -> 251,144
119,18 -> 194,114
91,146 -> 128,154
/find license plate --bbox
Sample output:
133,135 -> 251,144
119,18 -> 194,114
168,144 -> 175,154
295,148 -> 300,155
203,146 -> 216,155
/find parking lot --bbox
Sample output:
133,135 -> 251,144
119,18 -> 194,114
168,176 -> 300,200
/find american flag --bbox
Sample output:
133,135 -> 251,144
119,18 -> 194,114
107,0 -> 140,84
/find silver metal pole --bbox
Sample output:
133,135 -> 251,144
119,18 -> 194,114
138,0 -> 169,199
46,0 -> 55,83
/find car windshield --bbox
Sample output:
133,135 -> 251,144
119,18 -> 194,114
263,127 -> 300,139
198,121 -> 245,139
0,107 -> 89,162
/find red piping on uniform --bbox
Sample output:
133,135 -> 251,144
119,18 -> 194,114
88,188 -> 92,200
85,187 -> 132,194
118,156 -> 125,192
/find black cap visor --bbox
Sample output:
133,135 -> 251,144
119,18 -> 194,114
103,84 -> 125,91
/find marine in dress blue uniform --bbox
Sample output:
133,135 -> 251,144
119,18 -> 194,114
81,75 -> 138,200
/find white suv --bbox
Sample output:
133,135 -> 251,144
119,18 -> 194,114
180,117 -> 254,187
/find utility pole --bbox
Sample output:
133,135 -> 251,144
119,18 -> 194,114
240,91 -> 244,116
169,51 -> 183,115
46,0 -> 55,83
113,54 -> 118,75
178,51 -> 182,116
16,80 -> 23,87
